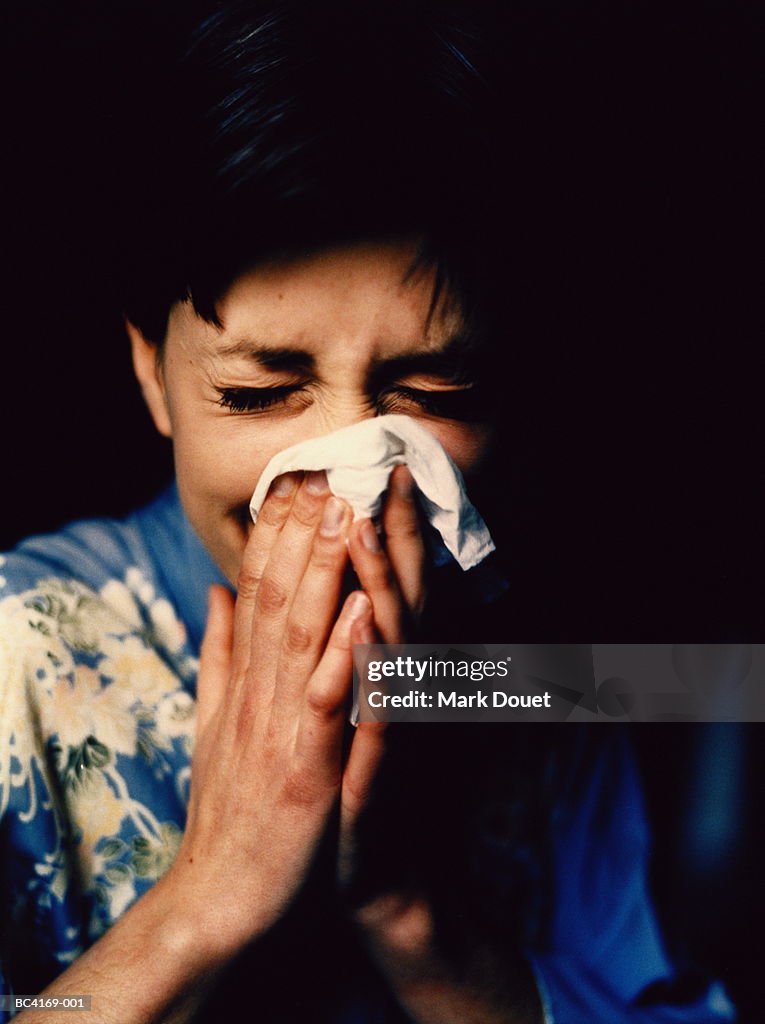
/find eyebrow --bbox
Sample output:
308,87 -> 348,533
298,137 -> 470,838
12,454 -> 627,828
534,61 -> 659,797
370,333 -> 478,383
215,331 -> 477,379
214,340 -> 316,372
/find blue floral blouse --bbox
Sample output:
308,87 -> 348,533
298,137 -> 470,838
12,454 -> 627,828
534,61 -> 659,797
0,485 -> 737,1022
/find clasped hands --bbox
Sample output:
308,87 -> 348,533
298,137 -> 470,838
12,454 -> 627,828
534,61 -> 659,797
173,467 -> 434,965
166,468 -> 540,1022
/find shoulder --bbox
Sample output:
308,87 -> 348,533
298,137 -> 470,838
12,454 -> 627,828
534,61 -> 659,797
0,484 -> 219,664
0,520 -> 199,816
0,480 -> 225,664
2,486 -> 180,607
0,491 -> 202,824
0,495 -> 201,738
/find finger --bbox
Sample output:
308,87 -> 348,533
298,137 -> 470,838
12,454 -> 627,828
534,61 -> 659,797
248,470 -> 335,713
354,894 -> 436,964
339,616 -> 387,889
354,893 -> 433,943
339,714 -> 387,889
350,630 -> 388,727
348,518 -> 406,643
232,471 -> 302,676
196,584 -> 236,740
267,496 -> 352,734
381,465 -> 426,619
292,591 -> 372,789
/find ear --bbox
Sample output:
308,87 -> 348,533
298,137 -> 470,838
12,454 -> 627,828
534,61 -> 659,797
126,320 -> 173,438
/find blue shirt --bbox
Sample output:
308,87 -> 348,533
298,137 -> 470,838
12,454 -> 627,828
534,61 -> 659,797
0,485 -> 736,1022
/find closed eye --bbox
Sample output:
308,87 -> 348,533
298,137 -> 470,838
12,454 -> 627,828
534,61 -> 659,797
215,384 -> 310,413
377,384 -> 485,421
214,382 -> 486,420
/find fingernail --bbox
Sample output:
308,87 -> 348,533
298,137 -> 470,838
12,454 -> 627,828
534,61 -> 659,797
305,470 -> 329,495
361,519 -> 382,553
393,467 -> 414,498
346,591 -> 370,620
319,496 -> 345,536
271,472 -> 299,497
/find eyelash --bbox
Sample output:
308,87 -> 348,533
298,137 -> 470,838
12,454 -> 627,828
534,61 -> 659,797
379,385 -> 481,420
215,383 -> 481,419
216,385 -> 307,413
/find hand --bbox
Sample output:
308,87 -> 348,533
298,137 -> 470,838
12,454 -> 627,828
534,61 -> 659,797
12,468 -> 432,1024
163,470 -> 376,961
336,465 -> 428,890
338,470 -> 543,1022
354,894 -> 544,1024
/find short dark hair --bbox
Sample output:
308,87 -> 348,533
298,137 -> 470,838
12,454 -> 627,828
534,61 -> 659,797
116,0 -> 512,343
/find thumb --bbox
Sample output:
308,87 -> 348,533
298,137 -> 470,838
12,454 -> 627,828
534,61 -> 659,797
196,584 -> 235,740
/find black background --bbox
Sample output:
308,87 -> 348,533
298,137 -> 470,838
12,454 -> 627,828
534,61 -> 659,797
1,1 -> 762,1018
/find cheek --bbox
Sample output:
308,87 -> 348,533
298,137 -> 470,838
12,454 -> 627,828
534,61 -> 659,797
171,417 -> 314,585
420,421 -> 495,479
173,419 -> 310,511
172,415 -> 494,513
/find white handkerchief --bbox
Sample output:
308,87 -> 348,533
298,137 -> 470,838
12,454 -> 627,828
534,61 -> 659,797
249,415 -> 495,571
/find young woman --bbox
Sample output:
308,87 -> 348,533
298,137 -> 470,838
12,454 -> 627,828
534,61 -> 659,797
0,3 -> 737,1021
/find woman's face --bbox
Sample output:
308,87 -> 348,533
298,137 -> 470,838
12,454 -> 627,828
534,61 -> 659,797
130,240 -> 493,584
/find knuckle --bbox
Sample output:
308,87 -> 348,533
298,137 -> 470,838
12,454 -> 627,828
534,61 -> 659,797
255,576 -> 288,615
364,562 -> 395,593
236,565 -> 263,601
258,499 -> 291,528
311,536 -> 344,571
305,684 -> 343,723
290,495 -> 322,530
283,620 -> 313,655
387,519 -> 420,542
341,773 -> 367,811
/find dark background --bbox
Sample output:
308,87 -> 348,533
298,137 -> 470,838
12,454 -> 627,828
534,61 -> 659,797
1,1 -> 762,1019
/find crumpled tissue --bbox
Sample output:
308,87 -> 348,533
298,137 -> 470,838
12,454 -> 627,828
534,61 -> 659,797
249,415 -> 494,570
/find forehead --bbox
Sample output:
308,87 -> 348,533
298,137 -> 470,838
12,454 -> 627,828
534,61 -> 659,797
172,241 -> 463,361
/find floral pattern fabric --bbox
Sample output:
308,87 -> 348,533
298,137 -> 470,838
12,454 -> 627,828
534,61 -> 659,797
0,487 -> 225,1010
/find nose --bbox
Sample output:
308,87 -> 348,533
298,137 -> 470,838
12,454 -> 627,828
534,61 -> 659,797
309,394 -> 379,439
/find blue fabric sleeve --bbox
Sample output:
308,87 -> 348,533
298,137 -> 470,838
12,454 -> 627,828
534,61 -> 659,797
526,733 -> 736,1023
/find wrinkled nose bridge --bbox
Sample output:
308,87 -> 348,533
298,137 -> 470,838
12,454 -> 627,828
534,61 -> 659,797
311,404 -> 378,439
